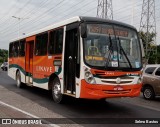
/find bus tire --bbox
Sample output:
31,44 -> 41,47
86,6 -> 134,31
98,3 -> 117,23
16,71 -> 23,88
51,77 -> 63,103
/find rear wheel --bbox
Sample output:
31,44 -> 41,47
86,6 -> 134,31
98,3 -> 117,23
143,86 -> 155,100
16,71 -> 23,88
51,77 -> 64,103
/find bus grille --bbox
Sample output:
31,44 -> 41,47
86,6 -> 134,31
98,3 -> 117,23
101,80 -> 132,84
104,89 -> 131,94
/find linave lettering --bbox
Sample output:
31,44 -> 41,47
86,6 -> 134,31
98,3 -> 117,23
36,66 -> 52,73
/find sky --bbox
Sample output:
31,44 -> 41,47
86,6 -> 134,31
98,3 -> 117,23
0,0 -> 160,49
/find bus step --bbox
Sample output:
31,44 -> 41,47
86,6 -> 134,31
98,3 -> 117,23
64,93 -> 76,97
26,83 -> 33,87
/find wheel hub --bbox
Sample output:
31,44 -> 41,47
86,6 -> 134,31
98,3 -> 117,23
144,89 -> 151,98
53,82 -> 61,99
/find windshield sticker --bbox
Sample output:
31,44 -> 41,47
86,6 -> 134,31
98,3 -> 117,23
111,54 -> 117,61
135,62 -> 140,68
85,56 -> 104,61
111,61 -> 118,67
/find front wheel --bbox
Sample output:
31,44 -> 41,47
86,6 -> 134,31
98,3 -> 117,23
142,86 -> 155,100
16,71 -> 23,88
51,78 -> 64,103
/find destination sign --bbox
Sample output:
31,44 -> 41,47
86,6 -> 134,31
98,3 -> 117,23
88,25 -> 128,37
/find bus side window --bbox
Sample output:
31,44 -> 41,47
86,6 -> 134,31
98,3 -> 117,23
19,40 -> 25,57
14,41 -> 19,57
35,32 -> 48,56
49,28 -> 63,55
9,43 -> 14,58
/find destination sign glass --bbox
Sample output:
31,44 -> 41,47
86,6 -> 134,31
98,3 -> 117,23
88,25 -> 128,37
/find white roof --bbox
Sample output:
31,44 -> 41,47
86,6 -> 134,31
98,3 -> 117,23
11,16 -> 81,42
145,64 -> 160,68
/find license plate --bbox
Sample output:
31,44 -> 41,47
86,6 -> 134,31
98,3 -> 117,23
114,86 -> 123,91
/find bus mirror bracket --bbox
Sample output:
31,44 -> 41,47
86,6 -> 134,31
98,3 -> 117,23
140,39 -> 145,58
81,23 -> 87,38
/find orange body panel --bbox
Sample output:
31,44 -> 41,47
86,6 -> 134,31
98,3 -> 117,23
26,36 -> 35,42
32,55 -> 62,79
9,57 -> 25,69
25,36 -> 35,74
81,68 -> 142,99
9,55 -> 62,79
80,79 -> 142,99
91,68 -> 142,77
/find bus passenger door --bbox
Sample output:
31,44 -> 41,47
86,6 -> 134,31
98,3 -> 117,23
26,40 -> 34,84
64,24 -> 79,95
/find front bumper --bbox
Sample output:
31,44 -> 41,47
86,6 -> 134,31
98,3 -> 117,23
80,80 -> 142,99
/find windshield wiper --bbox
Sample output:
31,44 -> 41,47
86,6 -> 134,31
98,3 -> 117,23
118,37 -> 132,69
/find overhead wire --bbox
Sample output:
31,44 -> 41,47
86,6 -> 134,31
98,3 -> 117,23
0,0 -> 33,33
14,0 -> 160,34
1,0 -> 81,36
0,0 -> 51,34
0,0 -> 160,41
0,2 -> 17,23
0,0 -> 32,26
0,0 -> 92,39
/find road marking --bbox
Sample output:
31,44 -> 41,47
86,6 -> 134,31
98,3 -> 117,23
126,102 -> 160,112
118,98 -> 160,112
0,101 -> 60,127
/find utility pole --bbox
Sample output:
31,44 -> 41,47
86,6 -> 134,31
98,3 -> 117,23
139,0 -> 156,64
97,0 -> 113,20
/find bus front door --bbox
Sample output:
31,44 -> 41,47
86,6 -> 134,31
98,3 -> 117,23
26,40 -> 34,84
64,25 -> 79,95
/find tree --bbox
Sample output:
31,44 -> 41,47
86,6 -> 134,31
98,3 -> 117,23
0,49 -> 8,64
156,45 -> 160,64
139,31 -> 157,64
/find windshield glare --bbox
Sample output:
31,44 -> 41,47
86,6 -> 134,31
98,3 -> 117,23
83,24 -> 141,70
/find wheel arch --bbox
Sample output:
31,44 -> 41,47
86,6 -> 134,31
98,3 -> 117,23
48,73 -> 59,90
142,84 -> 155,92
15,69 -> 20,79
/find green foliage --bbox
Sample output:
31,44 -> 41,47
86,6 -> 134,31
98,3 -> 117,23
148,45 -> 160,64
156,45 -> 160,64
139,31 -> 156,47
148,53 -> 157,64
138,31 -> 159,64
0,49 -> 8,63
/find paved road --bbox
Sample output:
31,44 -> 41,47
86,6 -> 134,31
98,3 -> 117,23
0,70 -> 160,127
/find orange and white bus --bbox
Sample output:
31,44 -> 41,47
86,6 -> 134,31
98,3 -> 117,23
8,16 -> 143,103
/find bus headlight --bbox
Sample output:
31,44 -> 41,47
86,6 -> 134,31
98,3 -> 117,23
84,67 -> 96,84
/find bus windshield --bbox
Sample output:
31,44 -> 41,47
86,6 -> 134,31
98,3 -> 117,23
83,24 -> 142,70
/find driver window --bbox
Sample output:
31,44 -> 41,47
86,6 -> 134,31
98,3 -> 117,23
155,67 -> 160,76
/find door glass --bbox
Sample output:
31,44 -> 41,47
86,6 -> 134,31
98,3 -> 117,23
145,67 -> 156,74
64,27 -> 78,93
155,67 -> 160,76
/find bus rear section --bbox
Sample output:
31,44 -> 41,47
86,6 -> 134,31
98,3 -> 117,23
8,16 -> 143,103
